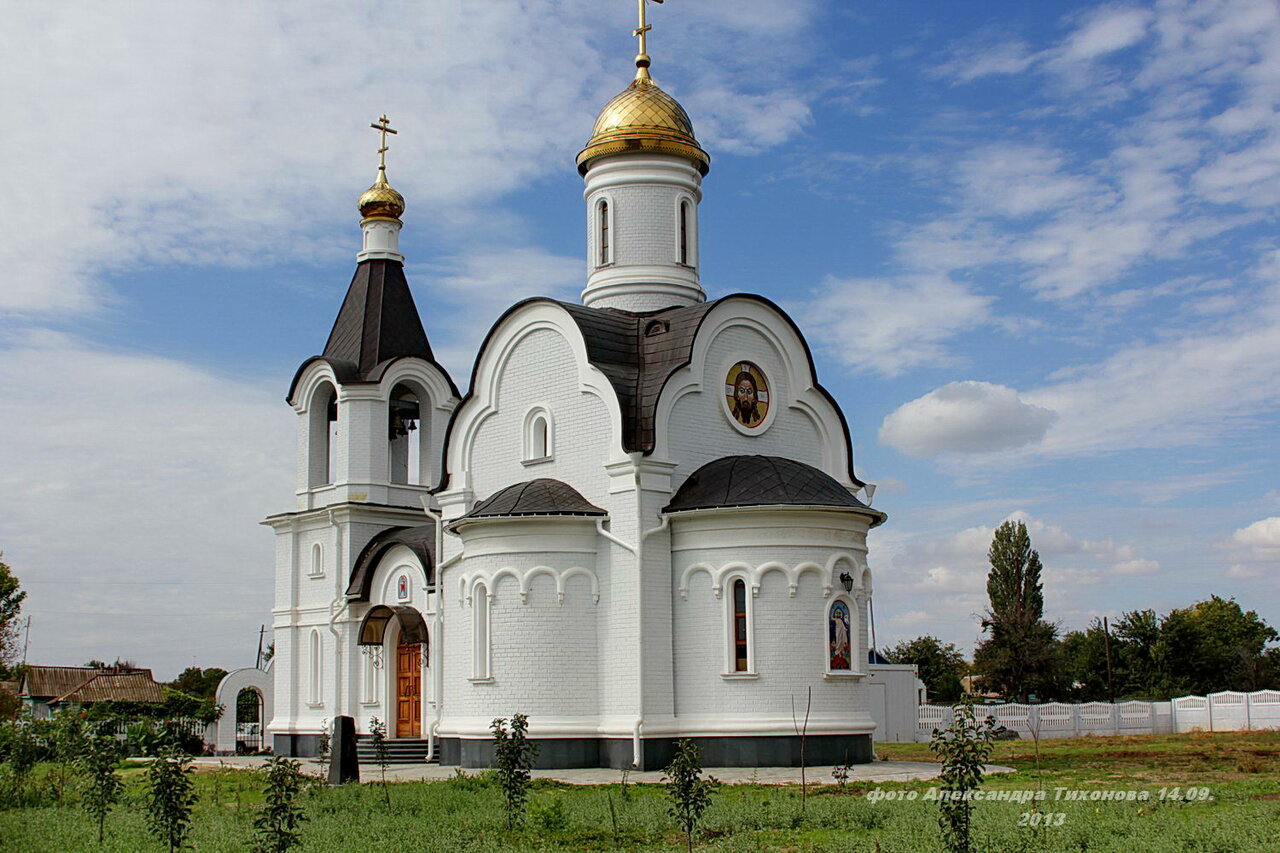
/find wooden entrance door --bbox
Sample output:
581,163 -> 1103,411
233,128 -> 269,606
395,641 -> 421,738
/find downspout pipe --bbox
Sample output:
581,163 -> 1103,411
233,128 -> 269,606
424,499 -> 462,762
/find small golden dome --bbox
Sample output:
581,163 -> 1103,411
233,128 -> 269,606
577,75 -> 710,176
358,168 -> 405,220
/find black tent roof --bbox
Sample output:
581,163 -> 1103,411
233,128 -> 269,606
288,259 -> 458,403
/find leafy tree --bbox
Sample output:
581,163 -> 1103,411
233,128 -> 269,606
145,748 -> 197,852
1059,621 -> 1114,701
1157,596 -> 1279,694
0,556 -> 27,677
663,739 -> 719,853
169,667 -> 229,699
79,732 -> 124,843
884,635 -> 968,702
973,520 -> 1060,701
929,699 -> 996,853
251,756 -> 308,853
492,713 -> 539,830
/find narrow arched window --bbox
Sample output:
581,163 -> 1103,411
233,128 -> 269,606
523,407 -> 553,462
679,200 -> 690,265
732,580 -> 749,672
532,415 -> 549,458
598,200 -> 610,266
473,584 -> 490,680
829,600 -> 852,671
310,543 -> 323,578
309,630 -> 323,705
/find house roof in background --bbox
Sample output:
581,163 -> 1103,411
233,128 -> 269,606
54,671 -> 165,704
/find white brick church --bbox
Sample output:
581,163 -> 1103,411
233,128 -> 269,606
266,11 -> 886,769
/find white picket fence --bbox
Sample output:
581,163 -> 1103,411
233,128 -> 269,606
916,689 -> 1280,742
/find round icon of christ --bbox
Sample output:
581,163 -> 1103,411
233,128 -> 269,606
724,362 -> 770,429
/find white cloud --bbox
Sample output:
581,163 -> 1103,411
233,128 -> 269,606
1223,517 -> 1280,578
0,0 -> 820,319
0,331 -> 292,678
1059,5 -> 1152,62
879,381 -> 1057,458
1232,516 -> 1280,550
801,275 -> 990,376
883,260 -> 1280,462
1113,559 -> 1160,575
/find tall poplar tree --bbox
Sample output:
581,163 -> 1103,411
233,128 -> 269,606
973,520 -> 1059,701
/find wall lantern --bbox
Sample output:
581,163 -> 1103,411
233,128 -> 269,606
839,571 -> 854,593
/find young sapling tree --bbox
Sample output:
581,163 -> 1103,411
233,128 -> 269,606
663,738 -> 719,853
251,755 -> 309,853
929,699 -> 996,853
492,713 -> 539,830
78,732 -> 124,843
144,747 -> 197,853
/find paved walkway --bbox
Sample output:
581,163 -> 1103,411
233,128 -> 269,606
192,756 -> 1013,785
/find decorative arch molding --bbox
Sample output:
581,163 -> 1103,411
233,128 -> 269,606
291,360 -> 344,415
459,565 -> 601,607
678,553 -> 869,601
651,297 -> 858,486
439,301 -> 625,493
826,553 -> 873,599
376,359 -> 457,415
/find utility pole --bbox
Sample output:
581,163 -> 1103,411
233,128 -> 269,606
20,616 -> 31,668
256,624 -> 266,670
1103,616 -> 1115,703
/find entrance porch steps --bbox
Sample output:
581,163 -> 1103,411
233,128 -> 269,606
355,735 -> 436,765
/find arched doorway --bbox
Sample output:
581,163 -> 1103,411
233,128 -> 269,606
358,604 -> 429,740
235,687 -> 264,753
395,636 -> 422,738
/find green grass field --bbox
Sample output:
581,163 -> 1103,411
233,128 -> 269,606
1,731 -> 1277,852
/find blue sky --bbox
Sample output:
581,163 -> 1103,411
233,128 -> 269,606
2,0 -> 1277,679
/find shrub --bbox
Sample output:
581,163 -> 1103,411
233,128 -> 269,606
530,795 -> 568,833
492,713 -> 539,830
251,755 -> 308,853
663,739 -> 719,853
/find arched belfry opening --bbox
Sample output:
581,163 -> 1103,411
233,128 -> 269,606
388,383 -> 424,485
307,382 -> 339,487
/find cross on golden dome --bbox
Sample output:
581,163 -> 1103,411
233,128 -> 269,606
370,114 -> 398,172
577,0 -> 708,176
359,114 -> 405,221
633,0 -> 663,81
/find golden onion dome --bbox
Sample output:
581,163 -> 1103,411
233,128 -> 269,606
577,72 -> 710,176
358,167 -> 405,220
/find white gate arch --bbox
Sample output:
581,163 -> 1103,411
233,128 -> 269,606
212,667 -> 274,755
